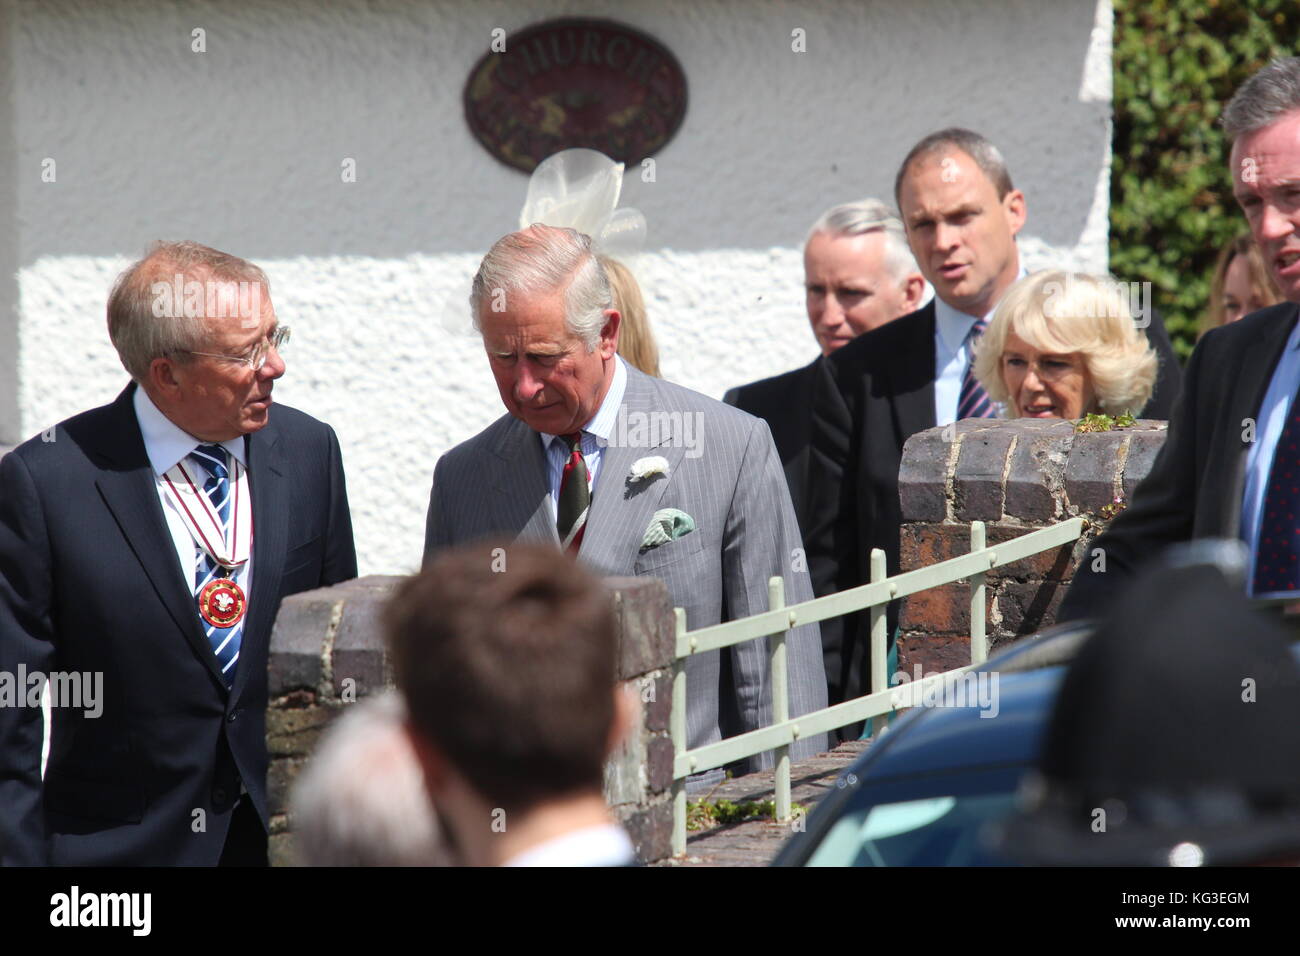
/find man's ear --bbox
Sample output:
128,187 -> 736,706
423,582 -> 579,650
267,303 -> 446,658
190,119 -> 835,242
148,356 -> 183,402
605,683 -> 637,758
599,308 -> 621,359
1004,189 -> 1027,238
901,274 -> 926,311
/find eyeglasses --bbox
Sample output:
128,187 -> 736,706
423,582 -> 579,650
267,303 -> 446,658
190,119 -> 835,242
187,326 -> 291,371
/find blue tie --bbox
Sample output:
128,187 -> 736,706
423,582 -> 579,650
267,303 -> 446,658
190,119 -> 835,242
192,444 -> 242,685
1253,390 -> 1300,595
957,316 -> 996,420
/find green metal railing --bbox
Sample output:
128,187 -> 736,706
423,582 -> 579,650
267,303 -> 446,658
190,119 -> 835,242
669,517 -> 1086,856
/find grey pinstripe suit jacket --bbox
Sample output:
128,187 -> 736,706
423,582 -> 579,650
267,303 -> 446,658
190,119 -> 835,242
423,365 -> 829,776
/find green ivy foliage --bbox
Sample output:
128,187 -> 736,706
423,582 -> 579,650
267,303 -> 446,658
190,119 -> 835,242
1112,0 -> 1300,359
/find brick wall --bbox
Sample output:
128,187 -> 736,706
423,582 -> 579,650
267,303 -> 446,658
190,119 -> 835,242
896,418 -> 1167,673
265,573 -> 677,866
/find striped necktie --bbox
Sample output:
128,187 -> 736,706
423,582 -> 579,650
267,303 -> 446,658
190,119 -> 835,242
957,315 -> 996,420
557,432 -> 590,554
192,444 -> 242,685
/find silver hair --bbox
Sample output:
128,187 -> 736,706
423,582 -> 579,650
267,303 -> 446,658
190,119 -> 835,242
290,691 -> 448,867
805,199 -> 921,281
470,224 -> 612,350
894,127 -> 1015,202
106,240 -> 270,383
1222,57 -> 1300,140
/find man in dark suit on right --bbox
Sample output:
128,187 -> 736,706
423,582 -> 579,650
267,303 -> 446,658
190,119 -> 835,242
808,129 -> 1184,724
1061,57 -> 1300,617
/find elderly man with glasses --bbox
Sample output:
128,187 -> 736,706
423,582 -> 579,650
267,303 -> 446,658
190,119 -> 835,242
0,240 -> 357,866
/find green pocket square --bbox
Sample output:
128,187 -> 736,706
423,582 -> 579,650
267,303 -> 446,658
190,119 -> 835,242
641,508 -> 695,551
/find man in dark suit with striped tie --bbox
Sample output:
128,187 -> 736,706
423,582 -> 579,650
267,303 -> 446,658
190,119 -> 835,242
0,241 -> 357,865
806,129 -> 1182,727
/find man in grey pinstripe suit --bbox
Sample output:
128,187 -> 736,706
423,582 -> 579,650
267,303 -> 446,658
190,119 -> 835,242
423,225 -> 828,784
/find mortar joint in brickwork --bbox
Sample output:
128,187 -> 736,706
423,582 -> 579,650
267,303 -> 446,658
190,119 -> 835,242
1112,433 -> 1132,503
319,599 -> 344,702
943,430 -> 963,522
998,433 -> 1017,520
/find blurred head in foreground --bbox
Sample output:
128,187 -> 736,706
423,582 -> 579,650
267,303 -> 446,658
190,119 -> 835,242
387,540 -> 636,866
291,690 -> 447,866
998,556 -> 1300,865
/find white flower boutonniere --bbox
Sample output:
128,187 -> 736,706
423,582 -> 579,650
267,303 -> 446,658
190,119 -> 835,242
628,455 -> 670,483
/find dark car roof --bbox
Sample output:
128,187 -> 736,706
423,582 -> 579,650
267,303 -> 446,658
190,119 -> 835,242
862,665 -> 1065,781
775,601 -> 1300,865
856,620 -> 1300,781
849,622 -> 1091,782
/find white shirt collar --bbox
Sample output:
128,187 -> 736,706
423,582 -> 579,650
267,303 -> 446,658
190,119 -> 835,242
132,384 -> 247,476
541,354 -> 628,449
502,823 -> 636,868
933,263 -> 1029,351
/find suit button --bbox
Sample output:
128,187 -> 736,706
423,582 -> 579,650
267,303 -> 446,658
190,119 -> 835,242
227,709 -> 240,723
213,787 -> 228,804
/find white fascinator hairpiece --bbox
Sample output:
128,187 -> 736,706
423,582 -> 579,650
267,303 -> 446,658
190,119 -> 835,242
518,148 -> 647,262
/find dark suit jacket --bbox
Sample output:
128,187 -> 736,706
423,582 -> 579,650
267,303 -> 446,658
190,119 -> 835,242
808,299 -> 1184,705
1060,302 -> 1299,619
723,357 -> 821,536
0,384 -> 357,865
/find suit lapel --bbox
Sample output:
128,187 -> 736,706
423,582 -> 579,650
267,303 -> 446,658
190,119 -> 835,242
492,417 -> 560,545
231,416 -> 287,702
892,300 -> 939,441
92,386 -> 227,689
1218,304 -> 1300,537
1234,304 -> 1298,428
582,368 -> 689,575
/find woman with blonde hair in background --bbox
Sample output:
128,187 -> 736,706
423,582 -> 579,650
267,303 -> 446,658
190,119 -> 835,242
974,270 -> 1159,420
1200,232 -> 1283,337
600,255 -> 660,377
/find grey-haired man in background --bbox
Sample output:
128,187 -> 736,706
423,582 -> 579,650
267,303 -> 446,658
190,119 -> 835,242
724,199 -> 926,537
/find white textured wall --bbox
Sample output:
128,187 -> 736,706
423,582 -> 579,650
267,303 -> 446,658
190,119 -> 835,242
5,0 -> 1112,574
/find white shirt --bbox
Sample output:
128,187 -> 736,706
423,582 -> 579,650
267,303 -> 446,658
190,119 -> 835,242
503,823 -> 636,867
132,386 -> 253,605
932,267 -> 1027,426
540,355 -> 628,519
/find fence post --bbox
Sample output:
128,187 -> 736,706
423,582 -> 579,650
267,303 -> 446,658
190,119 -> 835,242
671,607 -> 688,857
869,548 -> 889,699
970,520 -> 987,665
768,576 -> 790,823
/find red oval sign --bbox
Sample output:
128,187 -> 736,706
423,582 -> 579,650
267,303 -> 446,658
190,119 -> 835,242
463,18 -> 688,174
